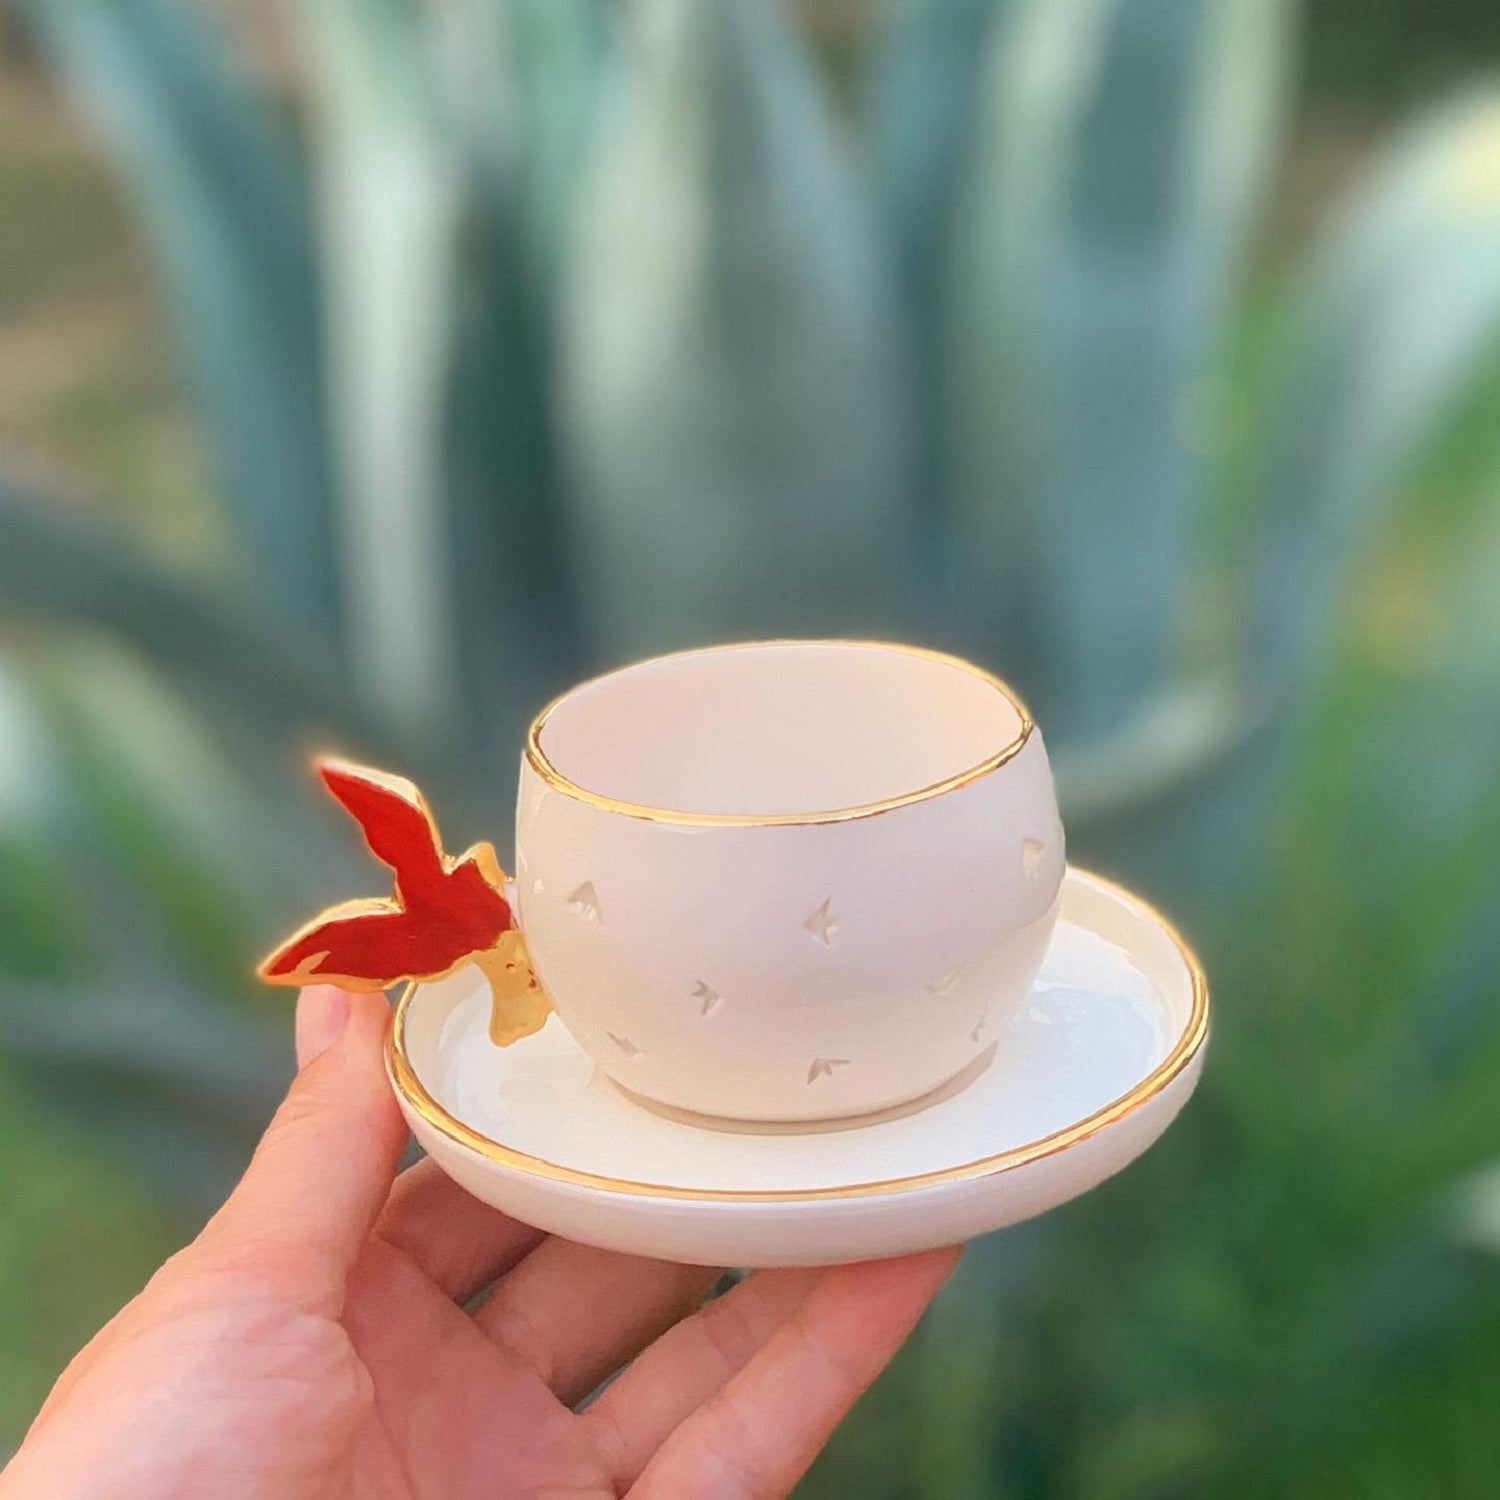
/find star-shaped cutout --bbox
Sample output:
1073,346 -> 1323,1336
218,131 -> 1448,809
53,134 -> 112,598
802,898 -> 837,946
568,881 -> 603,924
606,1031 -> 644,1059
806,1057 -> 851,1084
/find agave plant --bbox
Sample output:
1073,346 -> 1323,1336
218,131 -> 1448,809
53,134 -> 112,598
6,0 -> 1500,1488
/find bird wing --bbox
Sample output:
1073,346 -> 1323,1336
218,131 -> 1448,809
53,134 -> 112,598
259,891 -> 512,990
258,897 -> 422,990
318,759 -> 447,905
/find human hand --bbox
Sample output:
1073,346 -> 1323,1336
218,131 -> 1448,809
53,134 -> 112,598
2,987 -> 959,1499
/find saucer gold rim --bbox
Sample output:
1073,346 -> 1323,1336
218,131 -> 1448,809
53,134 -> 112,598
524,639 -> 1036,828
386,867 -> 1210,1203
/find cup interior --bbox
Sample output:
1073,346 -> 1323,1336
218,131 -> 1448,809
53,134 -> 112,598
532,641 -> 1028,819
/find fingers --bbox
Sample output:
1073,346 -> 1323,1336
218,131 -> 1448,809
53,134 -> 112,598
581,1263 -> 824,1482
197,986 -> 409,1314
474,1241 -> 722,1405
374,1157 -> 546,1300
620,1247 -> 961,1499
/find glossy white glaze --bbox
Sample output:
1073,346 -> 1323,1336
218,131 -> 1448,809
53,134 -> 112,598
390,868 -> 1207,1266
514,641 -> 1064,1119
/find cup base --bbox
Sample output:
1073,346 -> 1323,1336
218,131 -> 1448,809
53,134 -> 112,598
605,1044 -> 998,1135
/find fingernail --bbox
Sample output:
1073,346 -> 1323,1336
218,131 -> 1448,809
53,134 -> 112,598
296,986 -> 351,1070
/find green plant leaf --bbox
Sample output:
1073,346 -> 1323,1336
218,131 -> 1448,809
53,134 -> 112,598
507,0 -> 613,286
866,0 -> 1005,543
21,635 -> 295,995
1372,489 -> 1500,868
0,654 -> 83,981
557,0 -> 913,658
0,482 -> 375,752
0,1058 -> 180,1441
1407,866 -> 1500,1096
1317,462 -> 1500,987
1052,673 -> 1265,827
868,0 -> 1004,291
1450,1159 -> 1500,1256
297,0 -> 463,739
946,0 -> 1290,740
0,644 -> 295,1209
440,211 -> 587,762
25,0 -> 338,640
430,0 -> 588,756
0,965 -> 284,1211
1247,90 -> 1500,696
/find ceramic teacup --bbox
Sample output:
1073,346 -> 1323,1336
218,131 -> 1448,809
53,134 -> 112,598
513,640 -> 1064,1121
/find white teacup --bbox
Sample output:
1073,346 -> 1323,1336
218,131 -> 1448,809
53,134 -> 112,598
514,640 -> 1064,1121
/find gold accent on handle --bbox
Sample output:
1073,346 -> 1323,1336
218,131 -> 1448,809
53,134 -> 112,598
476,930 -> 552,1046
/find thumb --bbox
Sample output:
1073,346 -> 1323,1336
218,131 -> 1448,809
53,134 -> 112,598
198,986 -> 408,1312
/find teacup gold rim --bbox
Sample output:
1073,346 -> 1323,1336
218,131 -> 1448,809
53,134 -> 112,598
523,639 -> 1036,828
385,867 -> 1210,1203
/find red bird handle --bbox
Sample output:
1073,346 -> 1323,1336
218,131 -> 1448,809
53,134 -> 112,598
258,758 -> 550,1046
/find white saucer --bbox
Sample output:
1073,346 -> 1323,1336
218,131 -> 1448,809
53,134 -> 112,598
387,868 -> 1208,1267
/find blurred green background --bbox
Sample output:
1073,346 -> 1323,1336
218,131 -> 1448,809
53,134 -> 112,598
4,0 -> 1500,1492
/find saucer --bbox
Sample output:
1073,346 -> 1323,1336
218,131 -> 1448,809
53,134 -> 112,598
387,867 -> 1208,1267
